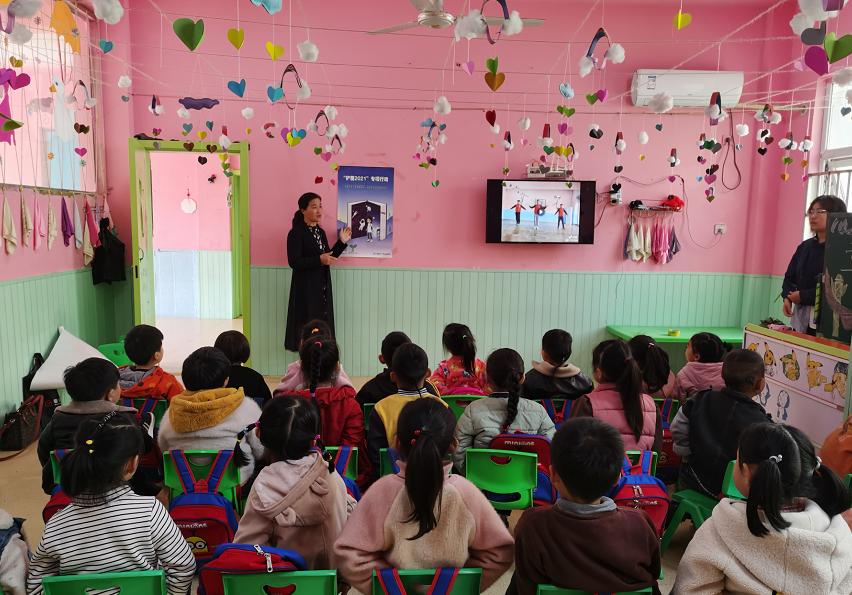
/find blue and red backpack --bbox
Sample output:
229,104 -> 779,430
489,433 -> 556,506
655,396 -> 681,483
608,450 -> 670,536
167,450 -> 239,563
375,567 -> 465,595
197,543 -> 306,595
331,445 -> 361,501
540,399 -> 573,429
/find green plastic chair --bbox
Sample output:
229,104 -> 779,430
660,488 -> 719,554
537,586 -> 652,594
364,403 -> 375,432
371,568 -> 482,595
465,448 -> 537,510
625,450 -> 658,476
119,397 -> 169,428
325,446 -> 359,480
50,449 -> 72,486
379,447 -> 400,477
721,460 -> 744,500
653,397 -> 680,424
223,569 -> 337,594
97,340 -> 132,367
163,450 -> 243,514
43,570 -> 166,594
442,395 -> 486,420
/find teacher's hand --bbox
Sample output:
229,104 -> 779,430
788,291 -> 801,304
339,227 -> 352,243
783,298 -> 794,318
319,252 -> 338,266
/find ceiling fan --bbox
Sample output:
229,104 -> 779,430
368,0 -> 544,35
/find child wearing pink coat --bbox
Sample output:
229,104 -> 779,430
334,398 -> 513,593
676,332 -> 728,399
273,319 -> 353,394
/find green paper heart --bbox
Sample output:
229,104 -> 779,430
313,147 -> 322,155
419,162 -> 430,169
702,140 -> 715,150
431,180 -> 440,187
485,57 -> 498,75
542,146 -> 555,155
226,27 -> 245,50
585,93 -> 598,105
556,106 -> 576,118
2,117 -> 22,131
173,18 -> 205,51
824,32 -> 852,63
783,156 -> 794,165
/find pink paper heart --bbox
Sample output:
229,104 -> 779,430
705,173 -> 717,184
804,46 -> 829,76
9,72 -> 30,90
596,89 -> 608,102
461,60 -> 475,75
0,69 -> 14,85
330,179 -> 336,186
280,127 -> 291,139
321,152 -> 332,161
74,147 -> 87,157
667,175 -> 676,182
557,123 -> 568,135
521,138 -> 529,146
540,155 -> 547,163
413,153 -> 420,159
705,188 -> 712,196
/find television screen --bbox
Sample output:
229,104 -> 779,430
485,179 -> 596,244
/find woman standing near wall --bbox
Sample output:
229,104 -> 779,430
782,195 -> 846,334
284,193 -> 351,351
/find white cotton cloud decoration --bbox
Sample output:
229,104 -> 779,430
735,123 -> 750,137
615,138 -> 627,152
177,107 -> 190,119
799,0 -> 837,22
433,95 -> 451,115
647,92 -> 673,114
454,10 -> 486,41
297,80 -> 311,100
832,67 -> 852,87
518,116 -> 531,131
768,112 -> 782,125
323,105 -> 338,121
847,89 -> 852,105
8,0 -> 43,18
604,43 -> 625,65
117,75 -> 131,88
501,11 -> 523,36
789,12 -> 811,35
92,0 -> 124,25
8,24 -> 32,45
637,130 -> 649,144
241,107 -> 254,120
578,55 -> 594,78
297,40 -> 319,62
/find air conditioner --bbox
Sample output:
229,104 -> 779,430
631,70 -> 744,108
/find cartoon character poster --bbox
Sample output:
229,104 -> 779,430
337,166 -> 394,258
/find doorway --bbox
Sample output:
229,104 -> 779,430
128,140 -> 251,374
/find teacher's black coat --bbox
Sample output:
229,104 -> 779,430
284,219 -> 346,351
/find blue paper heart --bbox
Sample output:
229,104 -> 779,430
98,39 -> 114,53
250,0 -> 282,15
205,120 -> 214,131
296,129 -> 306,138
267,85 -> 284,103
227,79 -> 246,98
438,123 -> 447,130
559,82 -> 574,99
182,123 -> 193,133
420,118 -> 433,127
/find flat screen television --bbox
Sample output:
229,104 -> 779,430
485,179 -> 596,244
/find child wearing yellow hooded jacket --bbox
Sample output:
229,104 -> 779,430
158,347 -> 264,485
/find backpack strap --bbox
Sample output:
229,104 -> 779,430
376,568 -> 406,595
138,397 -> 158,417
171,451 -> 198,494
640,450 -> 653,475
119,397 -> 132,409
205,450 -> 235,494
560,399 -> 572,419
542,399 -> 556,421
54,448 -> 69,460
428,568 -> 460,595
622,454 -> 634,476
388,448 -> 401,474
334,445 -> 352,477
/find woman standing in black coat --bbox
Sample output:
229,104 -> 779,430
284,192 -> 351,351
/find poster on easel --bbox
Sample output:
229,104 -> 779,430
337,166 -> 394,258
819,213 -> 852,343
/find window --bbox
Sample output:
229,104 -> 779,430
0,1 -> 98,193
823,82 -> 852,154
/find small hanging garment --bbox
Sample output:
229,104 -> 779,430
623,220 -> 632,260
627,221 -> 642,261
2,194 -> 17,254
92,218 -> 126,285
668,224 -> 681,261
659,223 -> 671,264
642,224 -> 652,262
20,194 -> 32,248
81,211 -> 94,266
652,220 -> 666,263
33,195 -> 45,251
101,197 -> 113,229
60,197 -> 73,246
47,198 -> 57,250
84,200 -> 100,248
73,198 -> 83,249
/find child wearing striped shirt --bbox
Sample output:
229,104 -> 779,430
27,412 -> 195,595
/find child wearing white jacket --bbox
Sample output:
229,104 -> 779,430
674,422 -> 852,595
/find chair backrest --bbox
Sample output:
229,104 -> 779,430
119,397 -> 168,427
50,448 -> 72,486
536,586 -> 653,594
223,570 -> 337,595
371,568 -> 482,595
380,447 -> 401,477
721,460 -> 744,500
653,396 -> 680,425
326,446 -> 359,480
43,570 -> 166,595
163,450 -> 241,512
97,341 -> 132,367
465,448 -> 537,510
442,395 -> 485,420
364,403 -> 375,431
625,450 -> 658,476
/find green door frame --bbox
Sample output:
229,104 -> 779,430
127,139 -> 252,347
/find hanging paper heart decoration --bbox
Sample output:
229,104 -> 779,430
266,41 -> 285,61
74,147 -> 86,157
227,79 -> 246,97
780,172 -> 790,181
74,123 -> 90,134
757,146 -> 768,155
321,152 -> 332,161
227,28 -> 245,50
267,85 -> 284,103
673,10 -> 692,29
804,46 -> 830,75
655,123 -> 663,131
557,122 -> 568,135
286,131 -> 302,147
198,156 -> 208,165
183,142 -> 195,151
484,71 -> 505,91
173,18 -> 205,51
197,131 -> 208,140
585,93 -> 598,105
485,56 -> 498,74
8,72 -> 29,90
559,82 -> 574,99
250,0 -> 282,15
431,180 -> 440,187
704,173 -> 717,184
842,106 -> 852,116
801,21 -> 827,46
485,109 -> 497,126
205,120 -> 214,131
783,156 -> 794,165
182,123 -> 193,134
543,146 -> 555,155
556,106 -> 576,117
596,89 -> 608,103
98,39 -> 113,53
460,60 -> 475,75
824,33 -> 852,63
152,127 -> 161,136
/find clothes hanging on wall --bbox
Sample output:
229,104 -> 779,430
47,198 -> 57,250
33,195 -> 45,251
642,224 -> 651,262
84,200 -> 100,248
92,218 -> 126,285
668,224 -> 681,261
20,194 -> 32,248
73,198 -> 83,249
60,197 -> 73,247
81,212 -> 94,265
2,195 -> 16,254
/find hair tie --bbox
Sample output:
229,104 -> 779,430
314,340 -> 322,348
815,455 -> 822,471
85,438 -> 94,454
648,342 -> 656,347
311,327 -> 320,334
461,334 -> 468,339
768,454 -> 783,464
314,434 -> 321,442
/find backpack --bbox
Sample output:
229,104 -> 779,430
197,543 -> 307,595
489,433 -> 556,506
43,485 -> 72,524
375,568 -> 464,595
655,396 -> 681,483
541,398 -> 573,429
609,451 -> 670,536
168,450 -> 239,563
332,445 -> 361,501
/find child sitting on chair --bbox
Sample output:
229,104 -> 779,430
522,329 -> 593,401
214,330 -> 272,407
429,323 -> 488,395
356,331 -> 439,406
509,417 -> 661,595
275,320 -> 353,394
118,324 -> 183,402
676,332 -> 729,399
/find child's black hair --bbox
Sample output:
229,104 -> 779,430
214,330 -> 251,364
738,423 -> 802,537
628,334 -> 671,395
552,417 -> 625,502
592,340 -> 646,441
391,343 -> 429,390
299,338 -> 340,395
63,358 -> 120,402
541,329 -> 572,367
689,332 -> 730,363
258,396 -> 334,472
181,347 -> 231,391
396,397 -> 457,540
381,331 -> 411,366
441,323 -> 477,375
123,324 -> 164,366
784,424 -> 850,519
300,319 -> 333,344
722,349 -> 765,393
486,348 -> 525,432
60,411 -> 144,497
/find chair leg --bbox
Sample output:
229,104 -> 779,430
660,502 -> 688,554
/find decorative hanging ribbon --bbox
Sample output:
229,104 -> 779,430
68,80 -> 96,109
311,109 -> 330,136
757,103 -> 773,123
615,131 -> 624,155
328,134 -> 343,153
480,0 -> 510,45
0,13 -> 15,35
708,91 -> 722,126
542,123 -> 551,138
669,148 -> 678,168
272,64 -> 304,110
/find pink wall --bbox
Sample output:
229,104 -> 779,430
150,152 -> 231,251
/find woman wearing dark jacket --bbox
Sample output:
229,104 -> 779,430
782,195 -> 846,334
284,193 -> 351,351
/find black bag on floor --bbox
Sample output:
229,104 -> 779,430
0,354 -> 60,456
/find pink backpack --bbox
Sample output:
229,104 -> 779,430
609,451 -> 670,536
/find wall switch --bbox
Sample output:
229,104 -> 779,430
714,224 -> 727,235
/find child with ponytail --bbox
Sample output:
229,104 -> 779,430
523,329 -> 593,400
628,335 -> 678,398
429,323 -> 488,395
675,423 -> 852,595
275,319 -> 353,394
27,412 -> 195,595
335,398 -> 513,594
454,348 -> 555,472
570,340 -> 661,451
235,396 -> 352,569
676,331 -> 729,398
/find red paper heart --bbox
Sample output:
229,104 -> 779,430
668,175 -> 676,182
485,109 -> 497,126
705,173 -> 717,184
321,152 -> 332,161
8,72 -> 30,90
74,147 -> 87,157
596,88 -> 608,102
330,179 -> 336,186
314,176 -> 323,184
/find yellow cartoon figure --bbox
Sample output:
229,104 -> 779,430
763,343 -> 776,377
780,350 -> 800,382
747,342 -> 758,351
806,354 -> 827,389
186,536 -> 208,555
824,362 -> 848,403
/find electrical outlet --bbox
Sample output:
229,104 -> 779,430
714,224 -> 727,236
